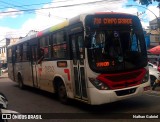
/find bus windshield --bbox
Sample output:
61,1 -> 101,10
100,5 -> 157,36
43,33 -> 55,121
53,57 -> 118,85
87,29 -> 147,73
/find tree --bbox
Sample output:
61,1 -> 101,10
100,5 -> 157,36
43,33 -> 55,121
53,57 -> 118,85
134,0 -> 160,6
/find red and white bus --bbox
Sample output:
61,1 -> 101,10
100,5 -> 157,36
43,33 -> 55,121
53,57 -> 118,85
7,12 -> 150,105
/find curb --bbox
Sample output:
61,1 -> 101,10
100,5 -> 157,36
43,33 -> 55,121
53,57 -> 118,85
147,90 -> 160,97
0,73 -> 8,78
0,77 -> 8,78
0,77 -> 8,79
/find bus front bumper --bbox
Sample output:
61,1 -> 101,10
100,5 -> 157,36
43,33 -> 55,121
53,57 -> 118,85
88,82 -> 151,105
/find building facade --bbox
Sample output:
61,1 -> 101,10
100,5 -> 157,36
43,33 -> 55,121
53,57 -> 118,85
149,17 -> 160,47
0,38 -> 19,68
147,18 -> 160,64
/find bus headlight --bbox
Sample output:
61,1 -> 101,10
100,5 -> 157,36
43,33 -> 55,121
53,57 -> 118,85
89,77 -> 110,90
142,71 -> 149,83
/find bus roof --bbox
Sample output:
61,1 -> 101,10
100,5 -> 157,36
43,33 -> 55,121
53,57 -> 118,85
7,12 -> 137,48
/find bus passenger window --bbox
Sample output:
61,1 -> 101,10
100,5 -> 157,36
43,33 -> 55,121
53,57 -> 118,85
78,35 -> 85,65
15,45 -> 23,62
22,43 -> 29,61
39,36 -> 49,59
38,48 -> 44,64
7,48 -> 12,63
52,31 -> 67,59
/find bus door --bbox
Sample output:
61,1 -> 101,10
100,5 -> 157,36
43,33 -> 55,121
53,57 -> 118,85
31,45 -> 39,87
71,34 -> 88,100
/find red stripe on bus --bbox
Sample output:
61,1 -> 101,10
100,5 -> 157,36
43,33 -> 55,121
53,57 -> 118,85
64,69 -> 70,81
97,68 -> 146,90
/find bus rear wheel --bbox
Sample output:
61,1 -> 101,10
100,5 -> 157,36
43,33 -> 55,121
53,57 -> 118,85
18,75 -> 25,89
58,82 -> 68,104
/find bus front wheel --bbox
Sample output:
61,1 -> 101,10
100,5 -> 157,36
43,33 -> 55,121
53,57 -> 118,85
150,75 -> 156,87
58,82 -> 68,104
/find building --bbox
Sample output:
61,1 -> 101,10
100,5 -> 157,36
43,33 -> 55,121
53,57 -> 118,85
147,17 -> 160,64
149,17 -> 160,47
0,30 -> 37,68
0,38 -> 19,68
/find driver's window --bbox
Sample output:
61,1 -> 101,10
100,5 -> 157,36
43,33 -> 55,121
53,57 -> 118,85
130,33 -> 141,52
91,32 -> 105,49
95,32 -> 105,48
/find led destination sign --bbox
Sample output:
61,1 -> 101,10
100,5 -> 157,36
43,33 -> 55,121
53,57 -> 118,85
93,18 -> 132,25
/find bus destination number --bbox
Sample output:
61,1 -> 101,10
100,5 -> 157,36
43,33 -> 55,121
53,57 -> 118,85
96,61 -> 115,67
94,18 -> 132,25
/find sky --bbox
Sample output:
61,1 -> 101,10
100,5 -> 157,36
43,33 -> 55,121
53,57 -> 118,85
0,0 -> 159,45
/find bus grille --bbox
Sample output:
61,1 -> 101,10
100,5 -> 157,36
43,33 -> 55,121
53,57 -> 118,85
97,68 -> 146,90
105,71 -> 141,81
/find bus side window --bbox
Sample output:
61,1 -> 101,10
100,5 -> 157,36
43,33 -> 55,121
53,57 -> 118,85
39,36 -> 49,59
15,45 -> 23,62
7,48 -> 12,63
22,43 -> 29,61
37,48 -> 44,64
78,35 -> 84,65
52,31 -> 67,59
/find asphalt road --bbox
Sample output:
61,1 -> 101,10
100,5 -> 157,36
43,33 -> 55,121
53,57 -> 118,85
1,77 -> 160,122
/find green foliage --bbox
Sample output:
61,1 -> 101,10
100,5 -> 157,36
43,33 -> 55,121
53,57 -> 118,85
134,0 -> 160,6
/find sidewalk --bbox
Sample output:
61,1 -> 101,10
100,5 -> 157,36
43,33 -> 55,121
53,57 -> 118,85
0,72 -> 8,78
146,86 -> 160,97
152,86 -> 160,91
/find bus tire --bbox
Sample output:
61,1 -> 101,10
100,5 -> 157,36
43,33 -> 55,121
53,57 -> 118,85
18,74 -> 25,89
150,75 -> 156,87
57,82 -> 69,104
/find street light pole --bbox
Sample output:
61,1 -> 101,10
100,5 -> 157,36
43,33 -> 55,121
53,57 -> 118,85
126,5 -> 158,20
126,4 -> 160,45
126,5 -> 159,30
126,4 -> 160,66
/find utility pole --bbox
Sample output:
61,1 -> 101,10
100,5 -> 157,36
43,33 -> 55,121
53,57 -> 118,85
136,11 -> 145,19
126,4 -> 160,40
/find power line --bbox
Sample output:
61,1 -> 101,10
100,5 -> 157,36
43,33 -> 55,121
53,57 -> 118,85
0,0 -> 121,14
0,0 -> 123,39
0,0 -> 70,19
0,0 -> 72,18
0,0 -> 71,10
0,0 -> 51,17
0,0 -> 107,19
